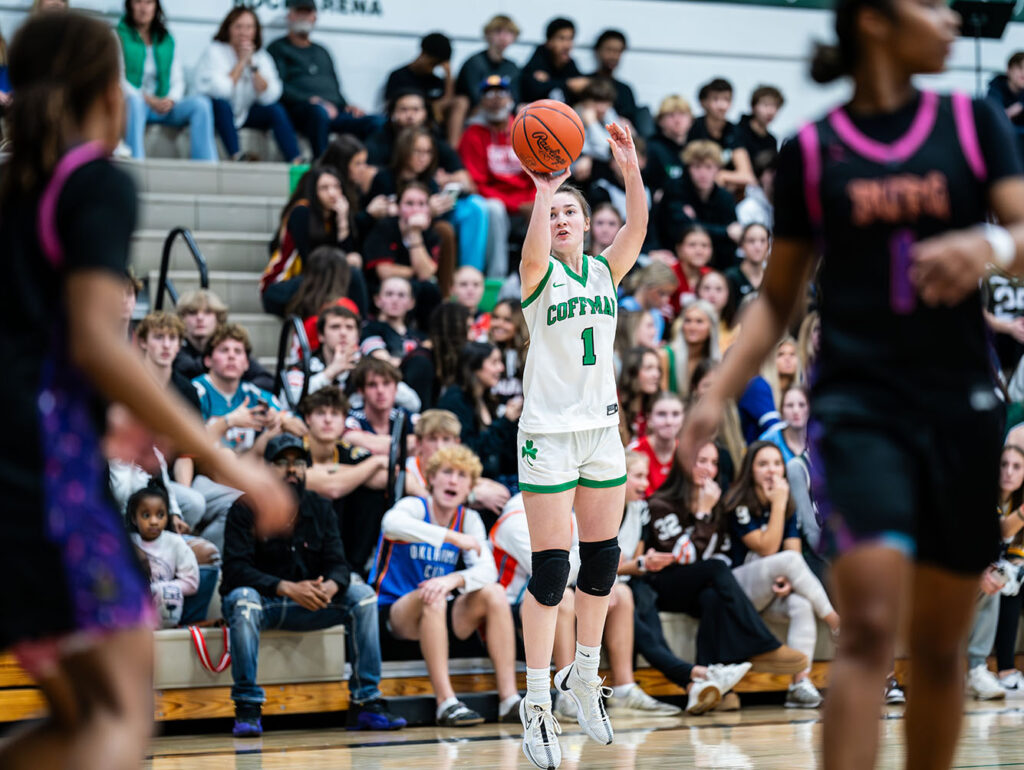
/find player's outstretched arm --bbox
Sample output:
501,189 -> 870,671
66,269 -> 295,535
601,123 -> 648,285
679,236 -> 817,468
520,169 -> 563,299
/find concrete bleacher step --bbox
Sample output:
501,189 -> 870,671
138,193 -> 286,234
150,269 -> 263,315
231,313 -> 284,361
132,229 -> 272,275
119,157 -> 290,198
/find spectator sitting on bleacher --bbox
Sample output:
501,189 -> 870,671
222,433 -> 406,737
736,151 -> 776,229
521,17 -> 588,104
304,304 -> 422,411
362,180 -> 443,324
451,266 -> 490,340
458,75 -> 534,220
404,409 -> 512,521
725,223 -> 770,304
590,31 -> 642,126
371,445 -> 521,726
987,51 -> 1024,158
575,76 -> 625,168
267,0 -> 381,157
263,166 -> 369,317
656,140 -> 741,270
299,387 -> 390,576
285,245 -> 366,331
193,323 -> 304,457
736,86 -> 782,166
451,15 -> 521,147
400,302 -> 473,410
345,357 -> 413,456
118,0 -> 217,161
646,95 -> 692,196
174,289 -> 275,391
363,276 -> 424,365
616,452 -> 753,714
194,6 -> 301,164
368,124 -> 496,281
127,481 -> 199,629
384,32 -> 455,129
686,78 -> 755,191
437,342 -> 521,487
488,299 -> 527,405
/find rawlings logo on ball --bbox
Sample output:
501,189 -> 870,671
531,131 -> 565,165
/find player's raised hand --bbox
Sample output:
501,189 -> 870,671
910,228 -> 993,306
524,166 -> 567,197
606,122 -> 639,171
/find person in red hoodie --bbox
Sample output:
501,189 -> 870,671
458,74 -> 536,223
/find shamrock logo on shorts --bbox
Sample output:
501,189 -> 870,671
522,439 -> 538,467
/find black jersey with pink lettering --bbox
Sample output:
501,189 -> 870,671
774,91 -> 1022,416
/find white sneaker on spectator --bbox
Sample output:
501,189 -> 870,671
686,678 -> 722,715
706,662 -> 752,697
520,699 -> 562,770
553,664 -> 614,745
605,684 -> 681,716
553,692 -> 577,721
785,678 -> 824,709
1000,669 -> 1024,693
967,665 -> 1007,700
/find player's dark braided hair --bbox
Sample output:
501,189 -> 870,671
810,0 -> 896,84
0,12 -> 121,205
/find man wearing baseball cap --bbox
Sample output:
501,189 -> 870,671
457,74 -> 534,219
220,433 -> 406,736
267,0 -> 383,156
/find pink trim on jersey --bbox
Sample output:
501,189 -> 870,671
797,122 -> 823,231
951,91 -> 987,182
828,90 -> 939,165
38,141 -> 109,268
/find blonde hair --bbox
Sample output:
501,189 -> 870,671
682,140 -> 723,168
483,14 -> 520,37
624,261 -> 678,298
761,335 -> 803,408
625,450 -> 649,472
796,311 -> 820,375
657,94 -> 692,119
136,311 -> 185,341
415,409 -> 461,439
425,445 -> 483,490
668,299 -> 721,396
176,289 -> 229,325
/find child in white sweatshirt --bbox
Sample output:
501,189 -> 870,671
127,482 -> 200,628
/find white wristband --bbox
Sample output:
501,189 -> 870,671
984,223 -> 1016,270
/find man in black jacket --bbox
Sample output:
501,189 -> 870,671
221,434 -> 405,736
520,17 -> 588,104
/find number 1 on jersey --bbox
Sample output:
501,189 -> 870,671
580,327 -> 597,366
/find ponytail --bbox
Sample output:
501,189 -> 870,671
809,0 -> 895,84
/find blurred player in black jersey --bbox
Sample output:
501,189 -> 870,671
0,13 -> 291,769
680,0 -> 1024,766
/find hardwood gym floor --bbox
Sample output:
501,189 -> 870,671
143,700 -> 1024,769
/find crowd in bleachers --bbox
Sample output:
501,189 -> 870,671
10,0 -> 1024,737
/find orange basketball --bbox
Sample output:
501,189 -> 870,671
512,99 -> 586,174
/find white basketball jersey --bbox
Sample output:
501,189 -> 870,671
520,254 -> 620,434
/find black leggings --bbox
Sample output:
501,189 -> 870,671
647,559 -> 780,666
996,591 -> 1023,671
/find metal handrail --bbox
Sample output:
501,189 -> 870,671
154,227 -> 209,310
276,315 -> 312,412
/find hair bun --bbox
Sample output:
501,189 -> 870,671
810,42 -> 846,84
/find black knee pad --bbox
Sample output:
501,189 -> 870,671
577,538 -> 621,597
528,549 -> 571,607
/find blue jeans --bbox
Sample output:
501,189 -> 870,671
282,100 -> 384,157
450,195 -> 489,273
124,90 -> 218,161
210,98 -> 301,162
223,581 -> 382,706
